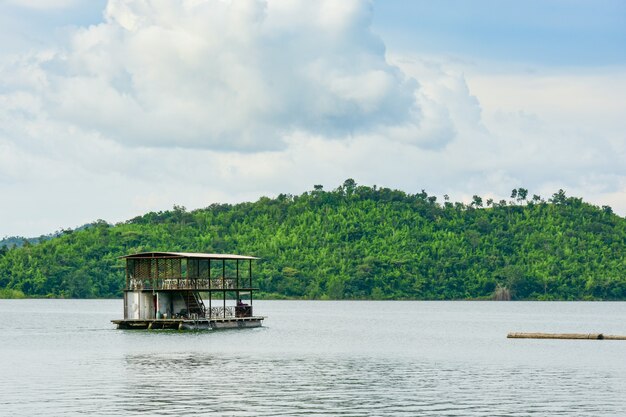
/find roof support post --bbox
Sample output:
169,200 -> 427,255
208,258 -> 212,319
249,259 -> 253,308
126,259 -> 130,289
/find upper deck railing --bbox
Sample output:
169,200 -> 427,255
127,277 -> 252,291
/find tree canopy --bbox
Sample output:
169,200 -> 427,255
1,181 -> 624,300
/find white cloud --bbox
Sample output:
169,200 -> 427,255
6,0 -> 455,151
380,54 -> 626,209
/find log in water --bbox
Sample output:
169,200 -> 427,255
508,332 -> 626,340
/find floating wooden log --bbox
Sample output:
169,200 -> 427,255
508,332 -> 626,340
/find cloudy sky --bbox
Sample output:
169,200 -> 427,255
1,0 -> 625,237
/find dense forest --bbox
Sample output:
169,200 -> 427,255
0,180 -> 625,300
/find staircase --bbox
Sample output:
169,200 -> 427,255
183,291 -> 206,318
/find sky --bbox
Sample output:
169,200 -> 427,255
0,0 -> 625,237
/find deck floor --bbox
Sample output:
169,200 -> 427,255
112,316 -> 264,330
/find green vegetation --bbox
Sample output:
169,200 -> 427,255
0,180 -> 624,300
0,288 -> 26,299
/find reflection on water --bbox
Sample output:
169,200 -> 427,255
1,300 -> 625,416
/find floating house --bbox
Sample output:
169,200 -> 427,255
111,252 -> 264,330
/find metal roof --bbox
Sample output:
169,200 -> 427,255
120,251 -> 260,260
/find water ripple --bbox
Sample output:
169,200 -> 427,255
4,354 -> 622,416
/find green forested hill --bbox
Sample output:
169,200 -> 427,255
1,180 -> 625,300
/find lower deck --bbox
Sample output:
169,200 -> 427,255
112,316 -> 264,330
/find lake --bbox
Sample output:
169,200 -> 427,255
1,300 -> 625,416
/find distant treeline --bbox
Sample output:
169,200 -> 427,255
1,222 -> 95,248
0,180 -> 624,300
0,235 -> 50,249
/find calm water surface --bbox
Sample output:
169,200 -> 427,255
1,300 -> 625,416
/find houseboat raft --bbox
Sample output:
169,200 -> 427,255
111,252 -> 264,330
